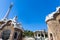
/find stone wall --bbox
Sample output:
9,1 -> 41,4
46,7 -> 60,40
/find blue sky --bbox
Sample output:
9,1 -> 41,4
0,0 -> 60,31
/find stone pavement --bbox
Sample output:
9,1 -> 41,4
0,38 -> 2,40
23,37 -> 35,40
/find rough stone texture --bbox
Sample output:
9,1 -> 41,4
0,21 -> 23,40
46,8 -> 60,40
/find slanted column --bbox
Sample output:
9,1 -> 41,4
37,33 -> 38,38
43,33 -> 45,38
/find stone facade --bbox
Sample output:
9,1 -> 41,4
46,7 -> 60,40
0,19 -> 23,40
0,3 -> 24,40
34,30 -> 48,40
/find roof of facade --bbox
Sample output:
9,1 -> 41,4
45,7 -> 60,22
0,16 -> 24,32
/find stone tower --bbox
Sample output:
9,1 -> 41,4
45,7 -> 60,40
